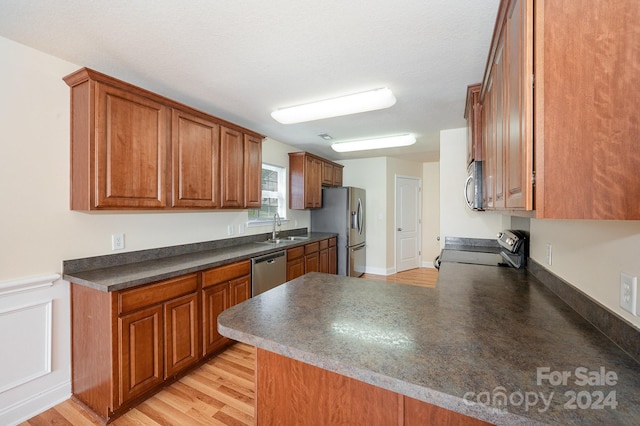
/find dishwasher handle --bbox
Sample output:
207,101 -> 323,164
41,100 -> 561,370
252,251 -> 286,264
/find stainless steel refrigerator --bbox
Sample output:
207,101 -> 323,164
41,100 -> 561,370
311,187 -> 366,277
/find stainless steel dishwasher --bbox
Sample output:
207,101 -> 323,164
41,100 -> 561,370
251,251 -> 287,296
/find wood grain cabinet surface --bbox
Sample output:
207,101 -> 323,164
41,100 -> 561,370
201,260 -> 251,356
479,0 -> 639,219
289,152 -> 344,210
70,273 -> 199,420
287,237 -> 336,280
171,108 -> 220,208
464,83 -> 482,166
63,67 -> 263,211
257,348 -> 491,425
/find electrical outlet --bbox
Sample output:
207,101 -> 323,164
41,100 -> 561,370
620,272 -> 637,315
111,233 -> 125,250
238,223 -> 245,234
546,243 -> 552,266
227,225 -> 234,236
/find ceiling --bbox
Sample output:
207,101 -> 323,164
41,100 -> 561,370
0,0 -> 499,162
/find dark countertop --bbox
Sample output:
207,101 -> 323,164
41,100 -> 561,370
218,265 -> 640,425
63,231 -> 336,292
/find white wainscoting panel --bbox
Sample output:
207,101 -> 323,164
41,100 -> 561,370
0,301 -> 52,393
0,273 -> 70,426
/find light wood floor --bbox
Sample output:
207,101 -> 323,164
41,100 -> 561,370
21,343 -> 256,426
22,268 -> 437,426
362,267 -> 438,288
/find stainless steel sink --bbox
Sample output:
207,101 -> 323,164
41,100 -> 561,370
258,236 -> 310,245
258,238 -> 296,245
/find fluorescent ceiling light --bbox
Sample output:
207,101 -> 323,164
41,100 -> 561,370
331,134 -> 416,153
271,88 -> 396,124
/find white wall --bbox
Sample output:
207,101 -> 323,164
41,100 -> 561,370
439,127 -> 503,246
530,220 -> 640,329
0,36 -> 308,424
422,162 -> 440,265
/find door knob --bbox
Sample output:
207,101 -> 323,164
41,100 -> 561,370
397,228 -> 402,231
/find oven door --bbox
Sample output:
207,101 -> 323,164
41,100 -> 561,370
464,160 -> 484,210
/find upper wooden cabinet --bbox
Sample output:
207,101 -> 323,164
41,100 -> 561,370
63,68 -> 263,211
479,0 -> 640,219
243,134 -> 263,208
464,84 -> 482,166
220,126 -> 244,208
171,108 -> 220,208
289,152 -> 344,210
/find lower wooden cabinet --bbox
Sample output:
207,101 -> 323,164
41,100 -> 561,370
201,260 -> 251,357
287,246 -> 305,281
304,241 -> 320,273
328,237 -> 337,274
118,305 -> 164,404
70,243 -> 333,422
164,293 -> 199,378
70,260 -> 250,422
117,274 -> 199,406
287,238 -> 337,279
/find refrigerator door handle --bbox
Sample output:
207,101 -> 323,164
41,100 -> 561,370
355,198 -> 364,235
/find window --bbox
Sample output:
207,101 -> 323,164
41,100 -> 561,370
248,163 -> 286,221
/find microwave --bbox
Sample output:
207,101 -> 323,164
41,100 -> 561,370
465,160 -> 484,210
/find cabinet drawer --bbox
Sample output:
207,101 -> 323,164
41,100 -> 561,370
304,242 -> 319,254
119,273 -> 198,315
319,239 -> 329,250
287,246 -> 304,261
202,260 -> 251,288
328,237 -> 336,247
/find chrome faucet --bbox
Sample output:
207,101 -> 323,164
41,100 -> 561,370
272,212 -> 281,240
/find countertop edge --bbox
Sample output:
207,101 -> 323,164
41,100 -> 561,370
217,320 -> 540,426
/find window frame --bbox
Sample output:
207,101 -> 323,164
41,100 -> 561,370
247,163 -> 287,224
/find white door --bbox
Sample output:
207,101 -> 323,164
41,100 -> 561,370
395,176 -> 421,272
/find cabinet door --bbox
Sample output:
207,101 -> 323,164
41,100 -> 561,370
230,275 -> 251,306
96,82 -> 169,208
287,257 -> 305,281
333,166 -> 343,187
322,162 -> 334,186
220,126 -> 244,208
318,248 -> 329,273
164,293 -> 198,378
119,306 -> 163,404
171,109 -> 220,208
244,134 -> 263,208
466,84 -> 482,165
494,38 -> 506,209
305,253 -> 319,273
483,73 -> 495,209
305,156 -> 322,208
202,283 -> 230,356
505,0 -> 533,209
328,242 -> 337,275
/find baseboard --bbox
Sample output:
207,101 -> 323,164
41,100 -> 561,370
0,381 -> 71,426
364,266 -> 396,276
421,260 -> 436,269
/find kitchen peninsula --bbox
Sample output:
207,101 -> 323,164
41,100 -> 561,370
218,267 -> 640,425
